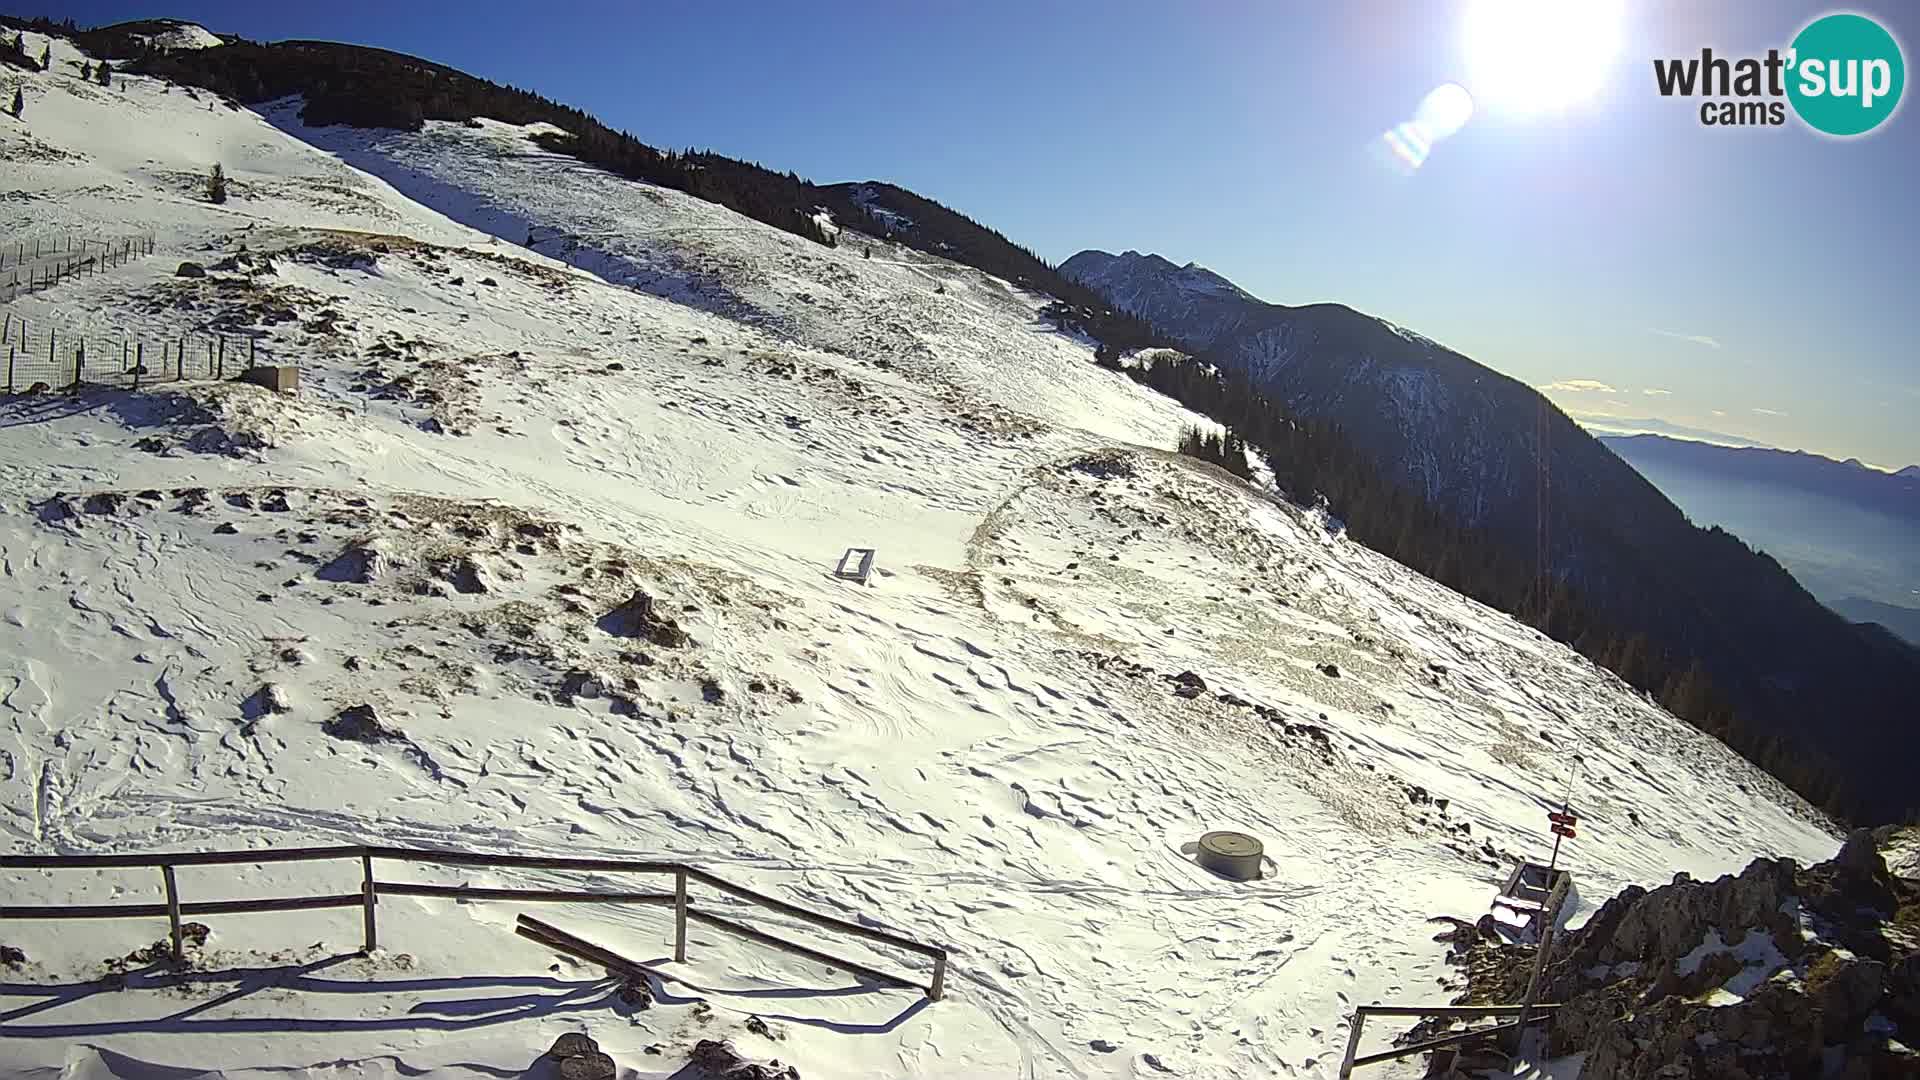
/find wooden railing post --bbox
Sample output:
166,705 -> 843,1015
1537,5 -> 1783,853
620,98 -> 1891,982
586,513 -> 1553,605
361,852 -> 378,953
161,864 -> 184,964
929,950 -> 947,1001
1512,874 -> 1570,1053
1339,1007 -> 1368,1078
673,868 -> 688,963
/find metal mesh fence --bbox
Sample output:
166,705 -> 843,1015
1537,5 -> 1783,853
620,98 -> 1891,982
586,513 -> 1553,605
0,234 -> 156,303
1,313 -> 260,395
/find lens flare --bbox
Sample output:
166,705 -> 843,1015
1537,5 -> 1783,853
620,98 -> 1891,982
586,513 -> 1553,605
1375,83 -> 1475,174
1416,82 -> 1476,140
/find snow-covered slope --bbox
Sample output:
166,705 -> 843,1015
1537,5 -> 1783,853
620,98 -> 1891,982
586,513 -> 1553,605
0,36 -> 1838,1080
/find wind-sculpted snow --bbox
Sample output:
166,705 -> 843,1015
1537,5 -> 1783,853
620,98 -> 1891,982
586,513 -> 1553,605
0,32 -> 1837,1080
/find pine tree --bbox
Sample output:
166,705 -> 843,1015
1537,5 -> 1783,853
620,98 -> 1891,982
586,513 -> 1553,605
81,61 -> 92,80
96,60 -> 112,86
206,163 -> 229,204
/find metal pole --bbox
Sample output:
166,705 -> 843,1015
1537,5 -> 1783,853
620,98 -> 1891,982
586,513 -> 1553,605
361,852 -> 378,952
161,864 -> 184,963
673,868 -> 688,963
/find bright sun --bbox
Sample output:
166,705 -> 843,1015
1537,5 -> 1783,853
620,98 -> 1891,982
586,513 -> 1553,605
1464,0 -> 1625,113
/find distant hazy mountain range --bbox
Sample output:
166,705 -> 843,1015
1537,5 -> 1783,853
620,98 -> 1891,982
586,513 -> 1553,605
1602,433 -> 1920,646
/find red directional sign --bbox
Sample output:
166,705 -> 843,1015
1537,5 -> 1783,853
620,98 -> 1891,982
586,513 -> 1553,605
1549,811 -> 1577,826
1551,823 -> 1577,838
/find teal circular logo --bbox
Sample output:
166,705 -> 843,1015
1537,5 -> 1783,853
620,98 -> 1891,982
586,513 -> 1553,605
1787,13 -> 1905,136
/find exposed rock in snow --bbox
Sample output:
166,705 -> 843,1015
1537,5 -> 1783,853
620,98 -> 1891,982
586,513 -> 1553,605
324,703 -> 398,743
1455,830 -> 1918,1078
318,538 -> 401,584
688,1040 -> 800,1080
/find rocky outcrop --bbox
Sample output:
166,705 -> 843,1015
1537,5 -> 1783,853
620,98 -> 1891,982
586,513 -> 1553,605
686,1039 -> 799,1080
1454,830 -> 1920,1079
597,590 -> 689,648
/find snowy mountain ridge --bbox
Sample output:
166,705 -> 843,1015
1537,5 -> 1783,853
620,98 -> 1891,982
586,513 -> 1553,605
1059,247 -> 1920,826
0,27 -> 1841,1080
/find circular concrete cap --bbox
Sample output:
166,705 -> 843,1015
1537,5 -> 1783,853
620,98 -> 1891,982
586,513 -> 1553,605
1197,830 -> 1264,880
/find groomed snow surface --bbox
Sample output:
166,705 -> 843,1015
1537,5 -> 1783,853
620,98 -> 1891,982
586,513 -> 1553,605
1,35 -> 1839,1080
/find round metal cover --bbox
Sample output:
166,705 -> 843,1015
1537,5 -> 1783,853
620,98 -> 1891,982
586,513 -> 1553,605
1196,831 -> 1264,880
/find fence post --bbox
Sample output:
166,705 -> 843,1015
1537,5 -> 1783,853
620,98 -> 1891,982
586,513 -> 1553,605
161,864 -> 185,964
217,336 -> 224,379
1339,1008 -> 1368,1079
73,339 -> 83,391
674,868 -> 688,963
134,342 -> 142,390
6,346 -> 13,394
249,338 -> 256,371
1511,876 -> 1569,1054
207,339 -> 214,379
929,950 -> 947,1001
48,327 -> 54,369
361,852 -> 378,953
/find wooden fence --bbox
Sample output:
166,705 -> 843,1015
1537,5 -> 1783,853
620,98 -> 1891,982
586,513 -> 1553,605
1336,1003 -> 1564,1077
1,234 -> 156,303
0,844 -> 949,1000
2,312 -> 260,395
1337,872 -> 1573,1075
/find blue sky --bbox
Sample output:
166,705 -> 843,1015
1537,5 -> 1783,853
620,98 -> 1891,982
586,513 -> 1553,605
46,0 -> 1920,467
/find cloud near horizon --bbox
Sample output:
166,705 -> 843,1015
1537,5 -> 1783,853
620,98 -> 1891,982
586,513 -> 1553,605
1642,388 -> 1672,396
1538,378 -> 1618,394
1753,407 -> 1788,417
1650,328 -> 1723,349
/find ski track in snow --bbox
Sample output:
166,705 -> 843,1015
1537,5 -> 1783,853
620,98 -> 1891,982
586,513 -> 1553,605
0,34 -> 1839,1080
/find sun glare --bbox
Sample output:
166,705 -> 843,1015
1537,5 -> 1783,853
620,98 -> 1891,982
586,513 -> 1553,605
1464,0 -> 1624,113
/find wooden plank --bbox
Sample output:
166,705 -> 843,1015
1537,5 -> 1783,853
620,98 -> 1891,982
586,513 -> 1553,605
1351,1019 -> 1533,1067
378,882 -> 675,906
0,894 -> 365,919
514,914 -> 661,983
362,847 -> 679,876
0,845 -> 367,869
686,908 -> 922,993
1355,1003 -> 1561,1019
685,867 -> 946,961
